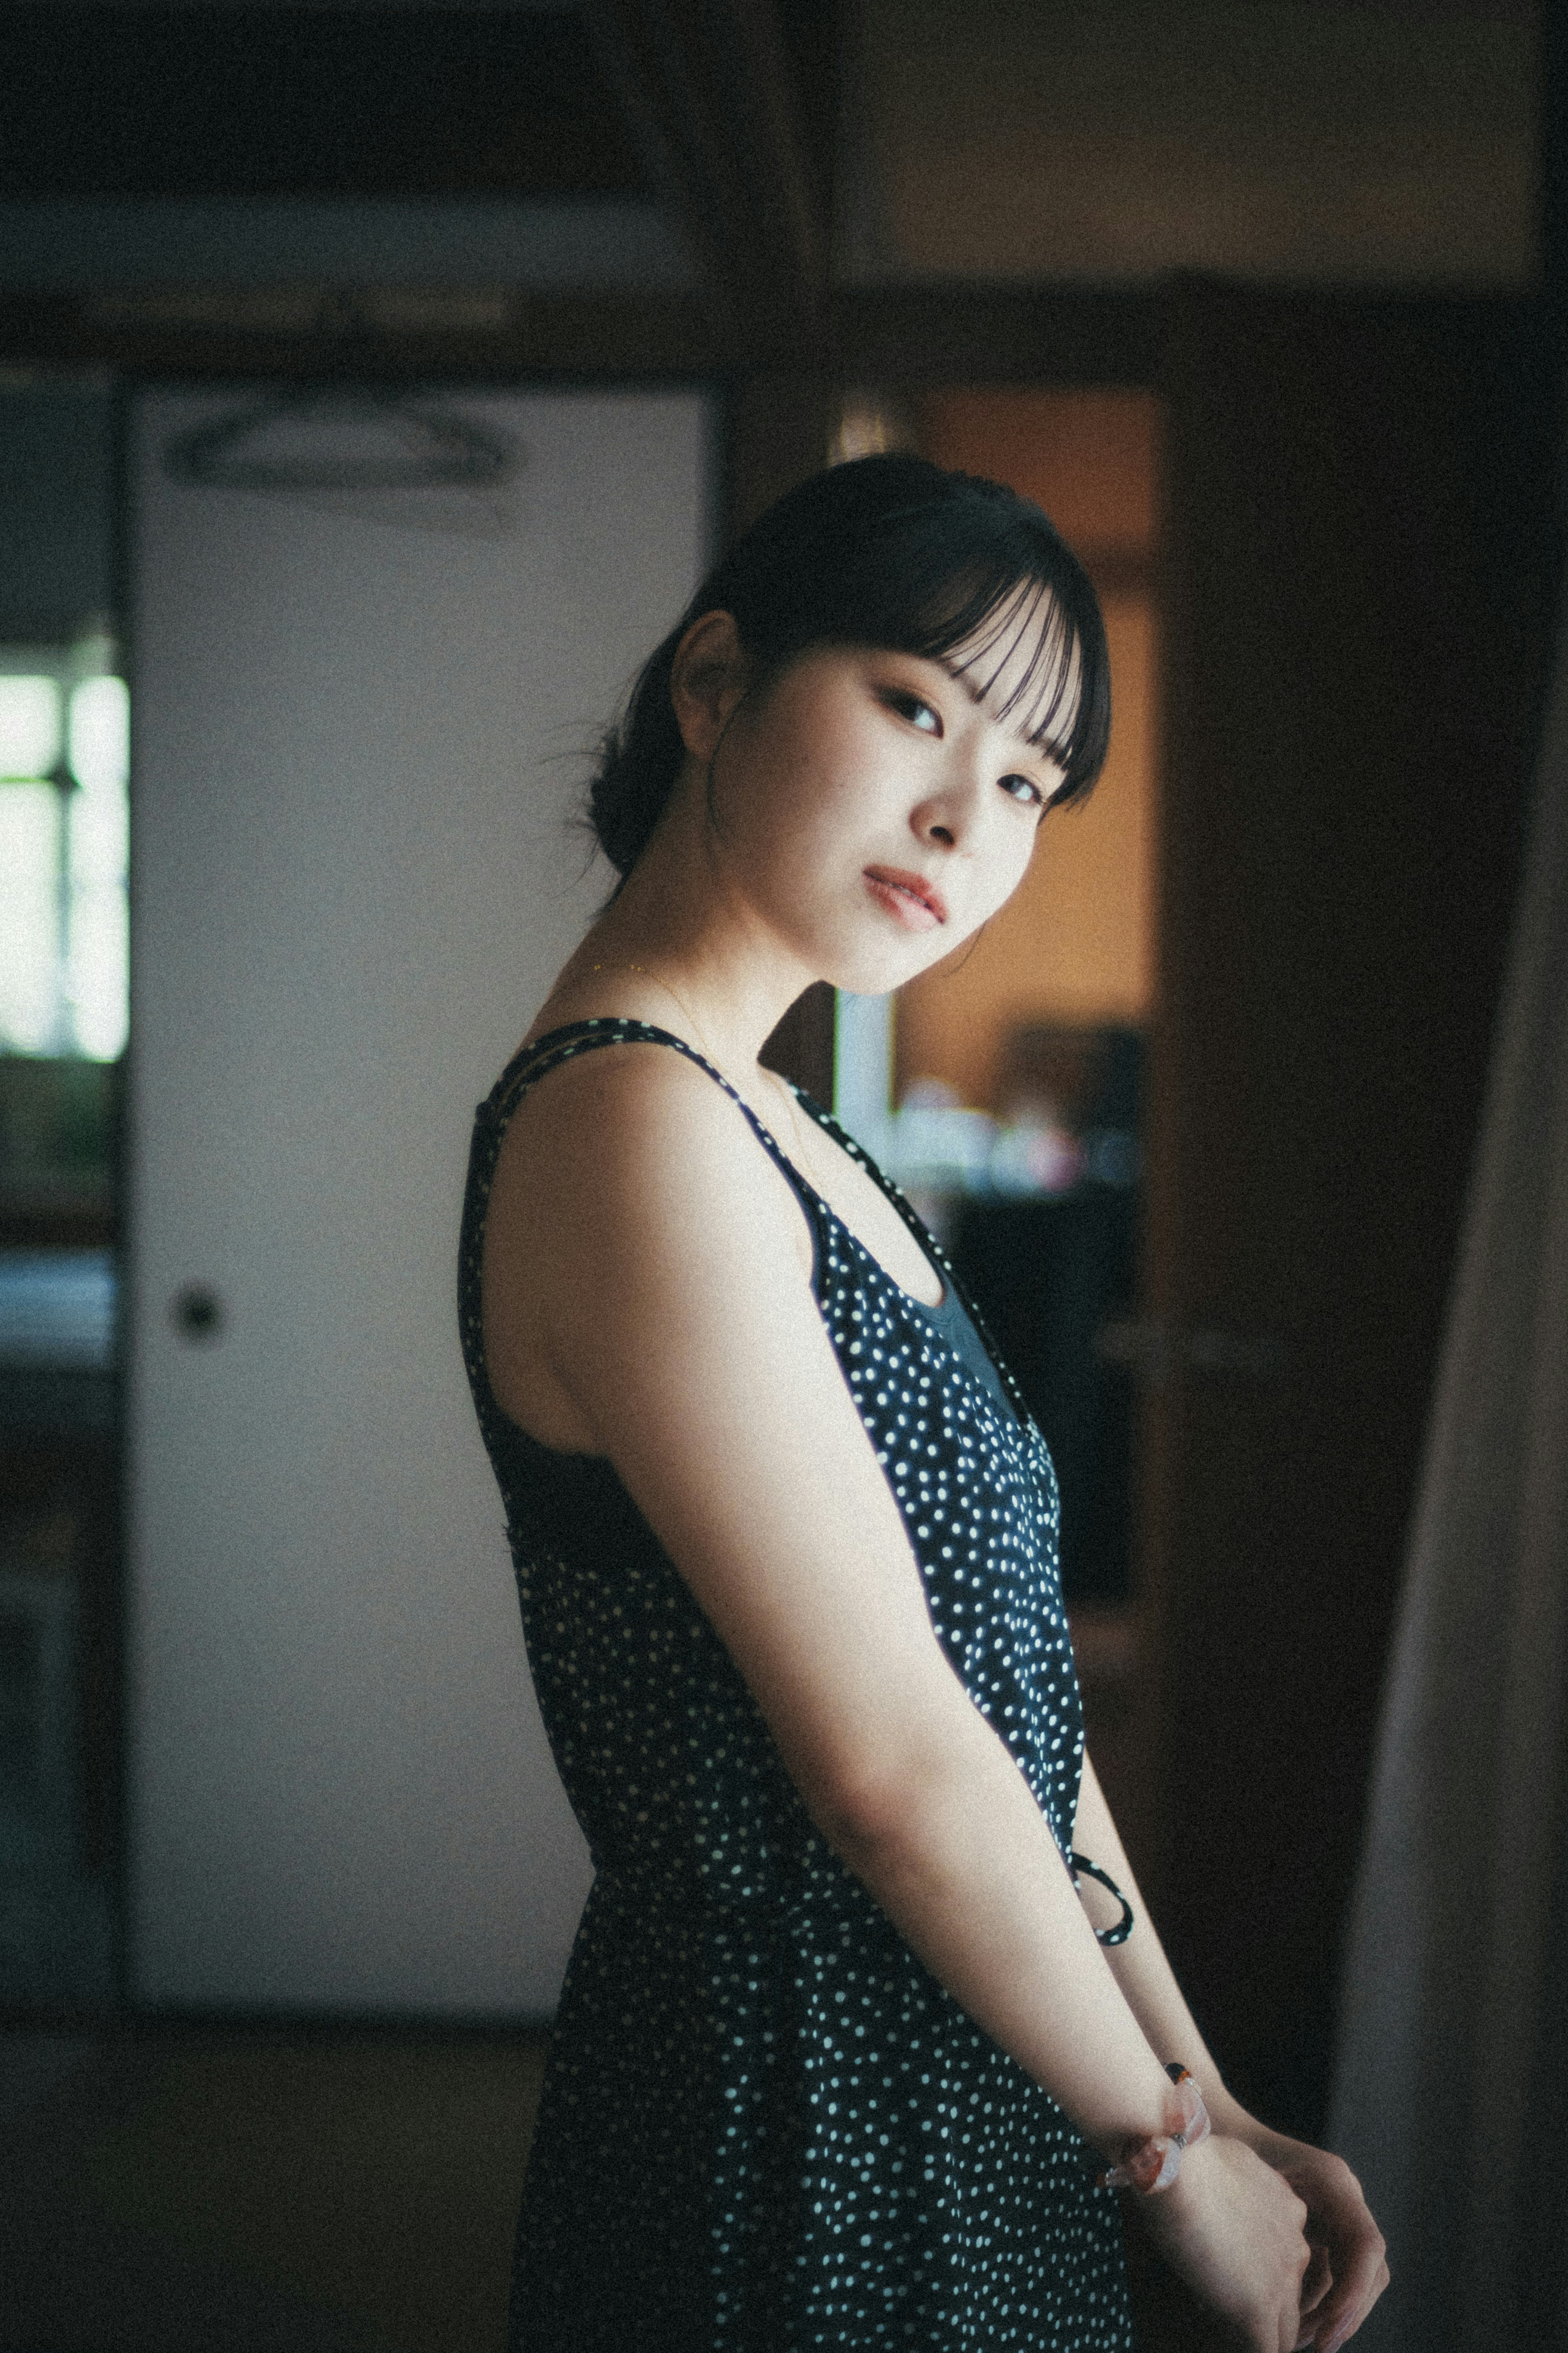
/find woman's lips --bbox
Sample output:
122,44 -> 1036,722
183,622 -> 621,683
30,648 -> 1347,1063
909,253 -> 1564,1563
863,867 -> 947,931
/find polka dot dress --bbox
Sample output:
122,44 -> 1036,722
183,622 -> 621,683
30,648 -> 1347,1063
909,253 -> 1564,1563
458,1021 -> 1132,2352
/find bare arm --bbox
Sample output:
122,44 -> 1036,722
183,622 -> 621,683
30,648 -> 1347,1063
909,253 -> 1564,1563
483,1047 -> 1311,2347
1073,1754 -> 1232,2097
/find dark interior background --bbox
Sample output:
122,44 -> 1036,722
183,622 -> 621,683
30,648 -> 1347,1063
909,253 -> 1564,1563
1,4 -> 1565,2346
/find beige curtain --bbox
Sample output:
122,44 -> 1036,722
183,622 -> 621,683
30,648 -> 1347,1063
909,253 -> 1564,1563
1329,605 -> 1568,2348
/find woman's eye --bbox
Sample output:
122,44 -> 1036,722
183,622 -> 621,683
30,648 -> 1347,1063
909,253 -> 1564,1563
885,689 -> 941,734
1000,773 -> 1045,807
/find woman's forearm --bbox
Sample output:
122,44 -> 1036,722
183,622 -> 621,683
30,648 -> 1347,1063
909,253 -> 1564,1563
818,1699 -> 1187,2163
1071,1753 -> 1252,2134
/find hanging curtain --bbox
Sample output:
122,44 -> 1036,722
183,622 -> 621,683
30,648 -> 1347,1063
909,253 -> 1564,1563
1329,595 -> 1568,2347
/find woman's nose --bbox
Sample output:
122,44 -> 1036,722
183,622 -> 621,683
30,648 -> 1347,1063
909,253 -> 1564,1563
913,746 -> 989,850
912,773 -> 980,850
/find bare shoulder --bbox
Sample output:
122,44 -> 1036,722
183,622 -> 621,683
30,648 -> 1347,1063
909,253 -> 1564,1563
488,1033 -> 808,1263
480,1031 -> 981,1837
481,1037 -> 814,1448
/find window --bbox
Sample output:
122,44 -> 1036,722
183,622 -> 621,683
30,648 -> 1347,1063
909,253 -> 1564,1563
0,640 -> 129,1062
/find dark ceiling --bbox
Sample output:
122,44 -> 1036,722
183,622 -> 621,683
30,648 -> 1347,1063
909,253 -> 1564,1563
0,5 -> 648,199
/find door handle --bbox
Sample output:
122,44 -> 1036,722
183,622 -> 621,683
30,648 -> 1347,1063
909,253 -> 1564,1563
171,1282 -> 225,1343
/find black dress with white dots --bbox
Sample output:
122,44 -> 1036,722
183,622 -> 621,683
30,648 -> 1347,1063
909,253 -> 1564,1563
458,1020 -> 1133,2352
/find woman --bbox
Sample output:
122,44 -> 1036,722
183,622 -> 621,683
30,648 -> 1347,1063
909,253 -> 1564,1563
459,454 -> 1388,2351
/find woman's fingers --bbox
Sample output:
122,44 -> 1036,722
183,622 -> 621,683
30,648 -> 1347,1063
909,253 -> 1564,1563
1307,2237 -> 1390,2353
1297,2238 -> 1333,2317
1259,2141 -> 1388,2353
1288,2155 -> 1382,2343
1288,2198 -> 1388,2349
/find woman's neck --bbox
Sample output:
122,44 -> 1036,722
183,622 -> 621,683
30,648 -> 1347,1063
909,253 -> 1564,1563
537,821 -> 817,1080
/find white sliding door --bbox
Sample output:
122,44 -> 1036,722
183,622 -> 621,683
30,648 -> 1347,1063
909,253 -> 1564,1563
128,387 -> 711,2012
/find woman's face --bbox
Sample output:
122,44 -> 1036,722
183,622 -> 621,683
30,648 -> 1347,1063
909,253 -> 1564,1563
692,621 -> 1071,996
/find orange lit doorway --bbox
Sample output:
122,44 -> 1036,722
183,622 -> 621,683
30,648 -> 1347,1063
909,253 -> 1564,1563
889,388 -> 1162,1862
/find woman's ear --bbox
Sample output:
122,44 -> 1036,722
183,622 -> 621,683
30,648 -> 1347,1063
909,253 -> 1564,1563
669,610 -> 749,759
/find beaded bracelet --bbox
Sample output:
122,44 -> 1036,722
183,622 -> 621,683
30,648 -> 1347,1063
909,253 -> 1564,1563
1098,2065 -> 1212,2193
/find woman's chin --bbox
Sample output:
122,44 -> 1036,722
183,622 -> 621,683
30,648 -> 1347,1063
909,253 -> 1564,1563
818,942 -> 941,998
783,898 -> 971,999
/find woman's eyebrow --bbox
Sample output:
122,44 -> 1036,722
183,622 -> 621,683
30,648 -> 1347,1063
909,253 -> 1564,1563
933,657 -> 1069,771
934,655 -> 986,707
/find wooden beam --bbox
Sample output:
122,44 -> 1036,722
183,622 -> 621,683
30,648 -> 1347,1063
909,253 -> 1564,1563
761,981 -> 837,1104
580,0 -> 830,350
0,282 -> 1166,388
724,369 -> 835,535
724,364 -> 837,1100
831,283 -> 1166,388
0,286 -> 724,381
0,6 -> 646,203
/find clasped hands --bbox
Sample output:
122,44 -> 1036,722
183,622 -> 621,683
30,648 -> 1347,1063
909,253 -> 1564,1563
1136,2119 -> 1389,2353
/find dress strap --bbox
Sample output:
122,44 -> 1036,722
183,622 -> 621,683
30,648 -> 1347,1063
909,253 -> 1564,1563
475,1017 -> 1032,1434
785,1084 -> 1035,1433
1069,1849 -> 1135,1947
478,1017 -> 833,1242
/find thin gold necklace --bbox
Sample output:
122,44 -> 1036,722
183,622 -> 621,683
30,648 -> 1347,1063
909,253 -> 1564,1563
588,960 -> 827,1184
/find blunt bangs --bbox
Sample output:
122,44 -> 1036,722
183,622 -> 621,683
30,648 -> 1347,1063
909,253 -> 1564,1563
588,454 -> 1114,894
707,457 -> 1112,805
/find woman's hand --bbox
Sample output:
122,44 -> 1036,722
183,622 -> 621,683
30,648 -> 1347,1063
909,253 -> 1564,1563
1065,1765 -> 1388,2349
1134,2132 -> 1312,2353
1235,2130 -> 1389,2353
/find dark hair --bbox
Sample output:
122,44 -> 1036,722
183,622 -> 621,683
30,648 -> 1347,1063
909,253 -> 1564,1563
586,451 -> 1111,888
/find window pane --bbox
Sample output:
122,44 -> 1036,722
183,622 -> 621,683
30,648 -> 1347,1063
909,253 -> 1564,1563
0,781 -> 63,1051
68,770 -> 129,890
68,676 -> 129,795
66,882 -> 129,1062
65,677 -> 130,1057
0,677 -> 62,780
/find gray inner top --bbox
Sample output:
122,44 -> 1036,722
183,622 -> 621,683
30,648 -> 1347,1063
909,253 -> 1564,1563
908,1282 -> 1014,1421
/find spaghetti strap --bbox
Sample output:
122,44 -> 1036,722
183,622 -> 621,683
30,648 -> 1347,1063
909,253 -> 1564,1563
784,1079 -> 1036,1432
478,1015 -> 833,1242
479,1015 -> 1031,1430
